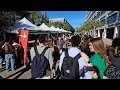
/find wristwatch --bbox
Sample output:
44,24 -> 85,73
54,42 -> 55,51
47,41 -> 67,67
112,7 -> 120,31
87,61 -> 91,64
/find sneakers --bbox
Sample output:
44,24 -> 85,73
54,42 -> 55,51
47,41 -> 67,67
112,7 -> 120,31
6,69 -> 14,72
12,69 -> 15,72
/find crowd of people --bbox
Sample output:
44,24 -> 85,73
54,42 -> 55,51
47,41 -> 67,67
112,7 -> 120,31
0,33 -> 120,79
29,33 -> 120,79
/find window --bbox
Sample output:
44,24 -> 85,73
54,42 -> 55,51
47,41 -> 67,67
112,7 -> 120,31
100,16 -> 105,20
108,11 -> 115,16
91,11 -> 96,16
89,11 -> 96,20
100,19 -> 105,25
94,15 -> 98,20
101,11 -> 106,15
107,13 -> 117,24
119,13 -> 120,21
95,12 -> 101,19
106,28 -> 114,39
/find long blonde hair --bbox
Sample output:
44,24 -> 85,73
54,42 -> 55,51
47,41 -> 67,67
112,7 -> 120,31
90,38 -> 110,66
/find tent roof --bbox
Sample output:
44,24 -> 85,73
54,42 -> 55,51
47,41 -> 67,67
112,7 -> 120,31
38,23 -> 50,31
60,28 -> 72,33
15,17 -> 39,31
49,25 -> 58,32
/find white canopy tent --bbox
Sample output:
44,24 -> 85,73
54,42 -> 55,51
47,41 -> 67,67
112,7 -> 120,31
10,30 -> 19,34
56,27 -> 62,33
38,23 -> 51,32
59,28 -> 71,33
49,25 -> 58,33
66,30 -> 72,33
13,17 -> 72,34
15,17 -> 39,31
60,28 -> 67,33
50,26 -> 72,33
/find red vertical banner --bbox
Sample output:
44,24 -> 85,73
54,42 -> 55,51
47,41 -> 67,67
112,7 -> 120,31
19,30 -> 29,65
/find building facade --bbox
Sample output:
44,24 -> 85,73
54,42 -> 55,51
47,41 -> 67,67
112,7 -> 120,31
49,18 -> 68,23
86,11 -> 120,39
49,18 -> 73,30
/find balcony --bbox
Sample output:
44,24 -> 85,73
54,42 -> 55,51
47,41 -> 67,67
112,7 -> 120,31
107,13 -> 117,25
100,19 -> 105,25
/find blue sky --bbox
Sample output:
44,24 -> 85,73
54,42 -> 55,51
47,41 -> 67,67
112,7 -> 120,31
42,11 -> 86,29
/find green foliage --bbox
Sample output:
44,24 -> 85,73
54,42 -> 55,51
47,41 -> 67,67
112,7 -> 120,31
76,20 -> 103,32
47,22 -> 74,33
31,11 -> 42,25
0,11 -> 14,32
37,14 -> 49,25
31,11 -> 49,26
32,11 -> 39,20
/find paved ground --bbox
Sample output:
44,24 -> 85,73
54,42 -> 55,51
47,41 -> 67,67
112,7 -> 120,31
102,38 -> 112,48
0,65 -> 31,79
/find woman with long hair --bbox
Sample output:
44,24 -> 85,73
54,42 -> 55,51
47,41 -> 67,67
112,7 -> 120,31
4,41 -> 17,72
48,38 -> 60,78
80,37 -> 110,79
79,35 -> 93,58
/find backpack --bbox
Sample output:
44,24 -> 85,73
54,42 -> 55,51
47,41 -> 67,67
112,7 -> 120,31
31,46 -> 50,78
60,49 -> 81,79
104,50 -> 120,79
104,64 -> 120,79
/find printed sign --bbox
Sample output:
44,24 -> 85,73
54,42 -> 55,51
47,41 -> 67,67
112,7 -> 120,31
19,30 -> 28,65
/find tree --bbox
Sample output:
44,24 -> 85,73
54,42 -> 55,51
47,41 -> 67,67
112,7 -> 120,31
31,11 -> 42,25
76,20 -> 103,32
0,11 -> 14,32
47,22 -> 75,33
84,20 -> 103,31
37,13 -> 49,25
32,11 -> 49,26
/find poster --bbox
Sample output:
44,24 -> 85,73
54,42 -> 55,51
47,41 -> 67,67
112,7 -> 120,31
19,30 -> 29,65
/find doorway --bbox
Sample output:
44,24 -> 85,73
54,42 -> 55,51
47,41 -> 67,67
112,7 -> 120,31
106,28 -> 114,39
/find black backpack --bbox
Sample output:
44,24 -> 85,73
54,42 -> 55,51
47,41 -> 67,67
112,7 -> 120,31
60,49 -> 81,79
31,46 -> 50,78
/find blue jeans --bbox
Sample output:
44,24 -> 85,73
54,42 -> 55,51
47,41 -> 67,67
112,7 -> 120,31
5,54 -> 15,71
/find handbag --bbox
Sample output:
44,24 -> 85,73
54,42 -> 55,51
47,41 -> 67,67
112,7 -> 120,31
104,64 -> 120,79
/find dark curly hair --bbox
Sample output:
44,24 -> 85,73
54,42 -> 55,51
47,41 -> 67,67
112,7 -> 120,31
38,35 -> 46,44
111,38 -> 120,57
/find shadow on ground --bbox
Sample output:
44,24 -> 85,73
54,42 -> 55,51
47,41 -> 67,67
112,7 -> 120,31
0,65 -> 31,79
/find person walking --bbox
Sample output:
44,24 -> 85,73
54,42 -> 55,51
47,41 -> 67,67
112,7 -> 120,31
59,35 -> 92,79
30,35 -> 53,79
